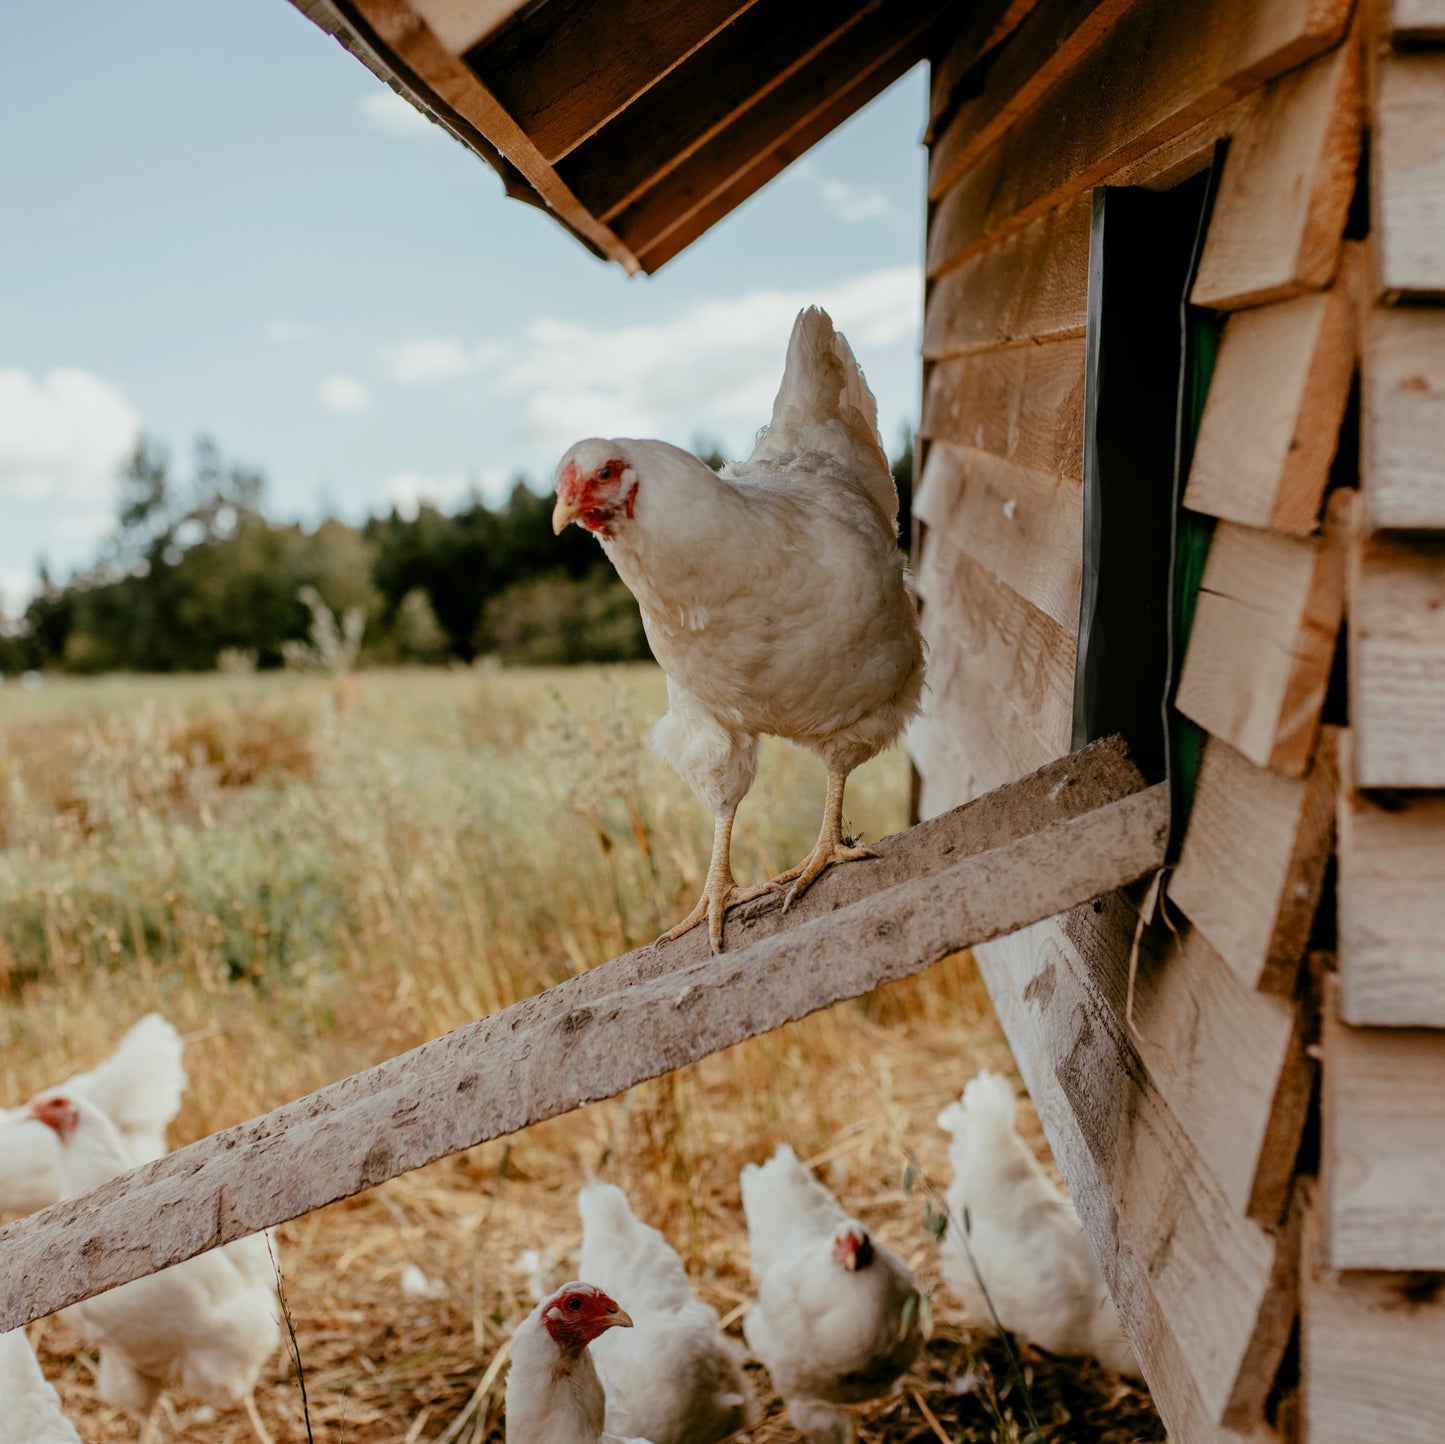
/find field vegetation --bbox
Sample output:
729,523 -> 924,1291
0,666 -> 1160,1442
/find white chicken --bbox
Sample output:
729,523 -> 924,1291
552,306 -> 925,952
504,1282 -> 652,1444
741,1144 -> 924,1443
936,1071 -> 1140,1378
0,1013 -> 186,1215
28,1093 -> 281,1444
0,1328 -> 83,1444
576,1180 -> 754,1444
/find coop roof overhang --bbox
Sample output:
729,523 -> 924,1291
291,0 -> 960,274
0,737 -> 1166,1329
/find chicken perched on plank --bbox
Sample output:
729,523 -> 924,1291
553,307 -> 924,952
0,1013 -> 186,1216
29,1093 -> 281,1444
577,1180 -> 755,1444
936,1071 -> 1140,1378
741,1144 -> 925,1442
0,1328 -> 83,1444
505,1282 -> 652,1444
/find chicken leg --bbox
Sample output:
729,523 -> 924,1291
656,806 -> 774,954
766,770 -> 879,910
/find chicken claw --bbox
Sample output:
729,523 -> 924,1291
766,769 -> 881,912
656,808 -> 772,954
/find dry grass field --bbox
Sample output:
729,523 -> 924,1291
0,666 -> 1161,1443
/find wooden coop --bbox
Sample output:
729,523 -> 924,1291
3,3 -> 1443,1443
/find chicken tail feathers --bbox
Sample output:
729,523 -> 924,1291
937,1070 -> 1019,1138
748,307 -> 895,520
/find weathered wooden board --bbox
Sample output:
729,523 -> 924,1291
1186,252 -> 1360,534
913,442 -> 1083,629
1064,895 -> 1311,1226
919,338 -> 1086,478
977,908 -> 1300,1430
1372,52 -> 1445,300
411,0 -> 519,54
1362,304 -> 1445,530
1391,0 -> 1445,41
1177,489 -> 1353,777
1169,729 -> 1339,995
1349,530 -> 1445,788
1192,36 -> 1362,310
927,0 -> 1041,140
1338,731 -> 1445,1027
927,0 -> 1355,277
1301,1183 -> 1445,1444
1322,979 -> 1445,1270
927,0 -> 1136,202
0,747 -> 1169,1330
923,198 -> 1090,360
466,0 -> 757,162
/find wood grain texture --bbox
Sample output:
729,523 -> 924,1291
1349,529 -> 1445,787
1338,730 -> 1445,1026
411,0 -> 520,53
927,0 -> 1137,202
1372,51 -> 1445,299
1322,978 -> 1445,1269
926,0 -> 1355,277
0,745 -> 1167,1330
923,198 -> 1090,360
927,0 -> 1040,140
1363,303 -> 1445,529
1177,489 -> 1354,776
977,906 -> 1300,1430
1302,1182 -> 1445,1444
978,927 -> 1286,1444
913,441 -> 1083,629
1193,34 -> 1363,310
920,338 -> 1086,478
1169,729 -> 1339,995
1065,895 -> 1311,1226
1186,249 -> 1361,534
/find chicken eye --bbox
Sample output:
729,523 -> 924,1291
566,1296 -> 583,1311
598,464 -> 614,480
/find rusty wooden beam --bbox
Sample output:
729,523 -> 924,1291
0,740 -> 1166,1330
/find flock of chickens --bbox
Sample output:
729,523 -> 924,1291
1,1016 -> 1137,1443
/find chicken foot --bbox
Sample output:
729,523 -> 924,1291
656,807 -> 773,954
767,770 -> 879,911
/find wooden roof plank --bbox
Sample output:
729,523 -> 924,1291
0,743 -> 1167,1331
467,0 -> 761,164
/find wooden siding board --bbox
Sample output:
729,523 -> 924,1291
1192,35 -> 1363,310
977,908 -> 1299,1430
926,0 -> 1355,278
1391,0 -> 1445,41
922,198 -> 1091,360
1338,732 -> 1445,1026
1322,980 -> 1445,1269
1186,252 -> 1361,534
927,0 -> 1042,140
1176,490 -> 1353,777
1373,51 -> 1445,299
1169,730 -> 1339,995
913,442 -> 1083,630
1349,530 -> 1445,787
919,339 -> 1087,479
1363,304 -> 1445,530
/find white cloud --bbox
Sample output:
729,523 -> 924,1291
499,266 -> 922,455
0,566 -> 37,617
818,178 -> 892,223
319,375 -> 372,414
358,88 -> 434,139
0,367 -> 140,504
380,467 -> 512,519
266,319 -> 317,344
384,337 -> 502,384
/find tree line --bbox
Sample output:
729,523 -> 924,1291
2,434 -> 913,675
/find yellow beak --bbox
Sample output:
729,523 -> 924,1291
607,1306 -> 635,1329
552,495 -> 579,534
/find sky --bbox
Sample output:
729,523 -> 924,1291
0,2 -> 928,616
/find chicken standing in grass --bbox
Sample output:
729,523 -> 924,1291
576,1180 -> 755,1444
28,1093 -> 281,1444
505,1282 -> 652,1444
0,1328 -> 83,1444
936,1070 -> 1140,1378
741,1144 -> 925,1442
0,1013 -> 186,1215
552,306 -> 924,952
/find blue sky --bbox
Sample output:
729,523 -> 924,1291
0,2 -> 927,616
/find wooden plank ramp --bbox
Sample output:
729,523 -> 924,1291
0,740 -> 1167,1332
